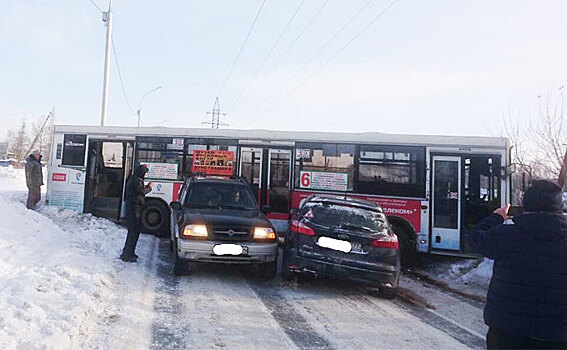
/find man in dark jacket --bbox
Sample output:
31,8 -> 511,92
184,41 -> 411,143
470,180 -> 567,349
25,150 -> 43,209
120,164 -> 153,262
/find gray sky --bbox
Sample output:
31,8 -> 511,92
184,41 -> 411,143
2,0 -> 567,141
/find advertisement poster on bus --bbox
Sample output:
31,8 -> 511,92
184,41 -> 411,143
291,191 -> 421,232
142,162 -> 179,180
192,150 -> 234,176
47,169 -> 86,212
299,170 -> 348,192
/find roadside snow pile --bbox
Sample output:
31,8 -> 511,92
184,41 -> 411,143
437,258 -> 493,288
459,258 -> 493,286
0,187 -> 157,349
0,166 -> 27,192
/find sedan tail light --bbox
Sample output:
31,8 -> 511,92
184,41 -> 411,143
290,220 -> 315,236
371,234 -> 399,249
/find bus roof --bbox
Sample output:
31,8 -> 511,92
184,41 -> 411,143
53,125 -> 509,149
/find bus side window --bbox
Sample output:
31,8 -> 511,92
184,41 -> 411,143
61,134 -> 87,166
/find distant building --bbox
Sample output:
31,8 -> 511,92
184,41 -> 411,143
0,142 -> 8,159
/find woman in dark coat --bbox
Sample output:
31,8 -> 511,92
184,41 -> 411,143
470,180 -> 567,349
120,164 -> 153,262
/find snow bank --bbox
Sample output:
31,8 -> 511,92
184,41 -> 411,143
459,258 -> 493,287
0,166 -> 28,193
0,169 -> 157,349
435,258 -> 493,288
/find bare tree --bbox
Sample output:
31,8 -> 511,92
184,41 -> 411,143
532,92 -> 567,180
8,119 -> 30,164
29,115 -> 54,161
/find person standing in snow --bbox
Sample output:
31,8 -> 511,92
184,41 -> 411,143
470,180 -> 567,349
120,164 -> 153,262
25,150 -> 43,210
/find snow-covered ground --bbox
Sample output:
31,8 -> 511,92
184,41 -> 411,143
0,167 -> 159,349
0,166 -> 488,349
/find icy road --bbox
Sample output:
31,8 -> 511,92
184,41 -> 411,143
0,167 -> 487,349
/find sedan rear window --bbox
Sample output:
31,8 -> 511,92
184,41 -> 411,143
186,183 -> 257,210
302,202 -> 387,232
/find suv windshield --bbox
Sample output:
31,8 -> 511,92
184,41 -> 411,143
186,182 -> 257,210
302,202 -> 387,232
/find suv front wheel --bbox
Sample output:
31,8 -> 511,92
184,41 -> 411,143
173,239 -> 189,276
258,260 -> 277,280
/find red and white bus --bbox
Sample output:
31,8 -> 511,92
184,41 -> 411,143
47,125 -> 511,263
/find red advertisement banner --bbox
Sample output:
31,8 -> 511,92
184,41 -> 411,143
52,173 -> 67,182
191,150 -> 234,176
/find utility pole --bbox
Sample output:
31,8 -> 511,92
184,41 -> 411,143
100,0 -> 113,126
203,97 -> 228,129
558,147 -> 567,188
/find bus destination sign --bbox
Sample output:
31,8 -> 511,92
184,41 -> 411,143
192,150 -> 234,176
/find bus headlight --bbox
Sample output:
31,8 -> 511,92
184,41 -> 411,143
182,224 -> 208,238
254,227 -> 276,240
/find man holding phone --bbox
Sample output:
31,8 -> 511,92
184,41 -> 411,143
470,180 -> 567,349
120,164 -> 153,262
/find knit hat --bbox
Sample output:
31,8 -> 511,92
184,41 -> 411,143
523,180 -> 564,212
31,150 -> 40,156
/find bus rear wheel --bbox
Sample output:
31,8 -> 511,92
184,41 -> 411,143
140,200 -> 170,238
391,222 -> 416,267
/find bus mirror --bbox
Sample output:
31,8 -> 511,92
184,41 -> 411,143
170,201 -> 182,210
262,204 -> 272,214
504,164 -> 517,176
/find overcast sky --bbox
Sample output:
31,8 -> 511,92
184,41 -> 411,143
2,0 -> 567,141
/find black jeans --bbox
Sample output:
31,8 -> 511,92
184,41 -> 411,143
122,211 -> 141,258
487,327 -> 567,349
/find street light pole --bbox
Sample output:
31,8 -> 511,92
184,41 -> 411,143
100,0 -> 113,126
137,86 -> 162,127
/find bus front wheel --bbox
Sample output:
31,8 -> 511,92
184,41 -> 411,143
140,200 -> 170,238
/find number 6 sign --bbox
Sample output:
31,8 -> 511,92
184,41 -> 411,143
300,171 -> 311,188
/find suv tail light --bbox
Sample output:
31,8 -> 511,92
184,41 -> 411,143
290,220 -> 315,236
371,234 -> 399,249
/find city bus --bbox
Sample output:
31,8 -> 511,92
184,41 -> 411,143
46,125 -> 512,264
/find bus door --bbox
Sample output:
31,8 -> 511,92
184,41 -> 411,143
239,147 -> 292,233
431,156 -> 462,250
84,140 -> 132,221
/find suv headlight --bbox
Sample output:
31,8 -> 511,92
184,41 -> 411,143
254,227 -> 276,240
182,224 -> 208,238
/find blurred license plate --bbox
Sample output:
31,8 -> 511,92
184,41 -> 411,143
350,242 -> 363,252
212,244 -> 247,255
317,237 -> 352,253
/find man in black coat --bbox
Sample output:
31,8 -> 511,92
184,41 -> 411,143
120,164 -> 153,262
470,180 -> 567,349
25,150 -> 43,210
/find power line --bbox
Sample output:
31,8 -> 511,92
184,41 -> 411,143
247,0 -> 400,126
228,0 -> 307,112
246,0 -> 375,121
261,0 -> 330,84
216,0 -> 268,98
111,37 -> 137,117
88,0 -> 103,13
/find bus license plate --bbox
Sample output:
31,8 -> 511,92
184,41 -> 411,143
212,244 -> 248,256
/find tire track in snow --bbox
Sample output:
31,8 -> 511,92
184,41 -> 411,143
150,239 -> 192,349
249,280 -> 335,350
